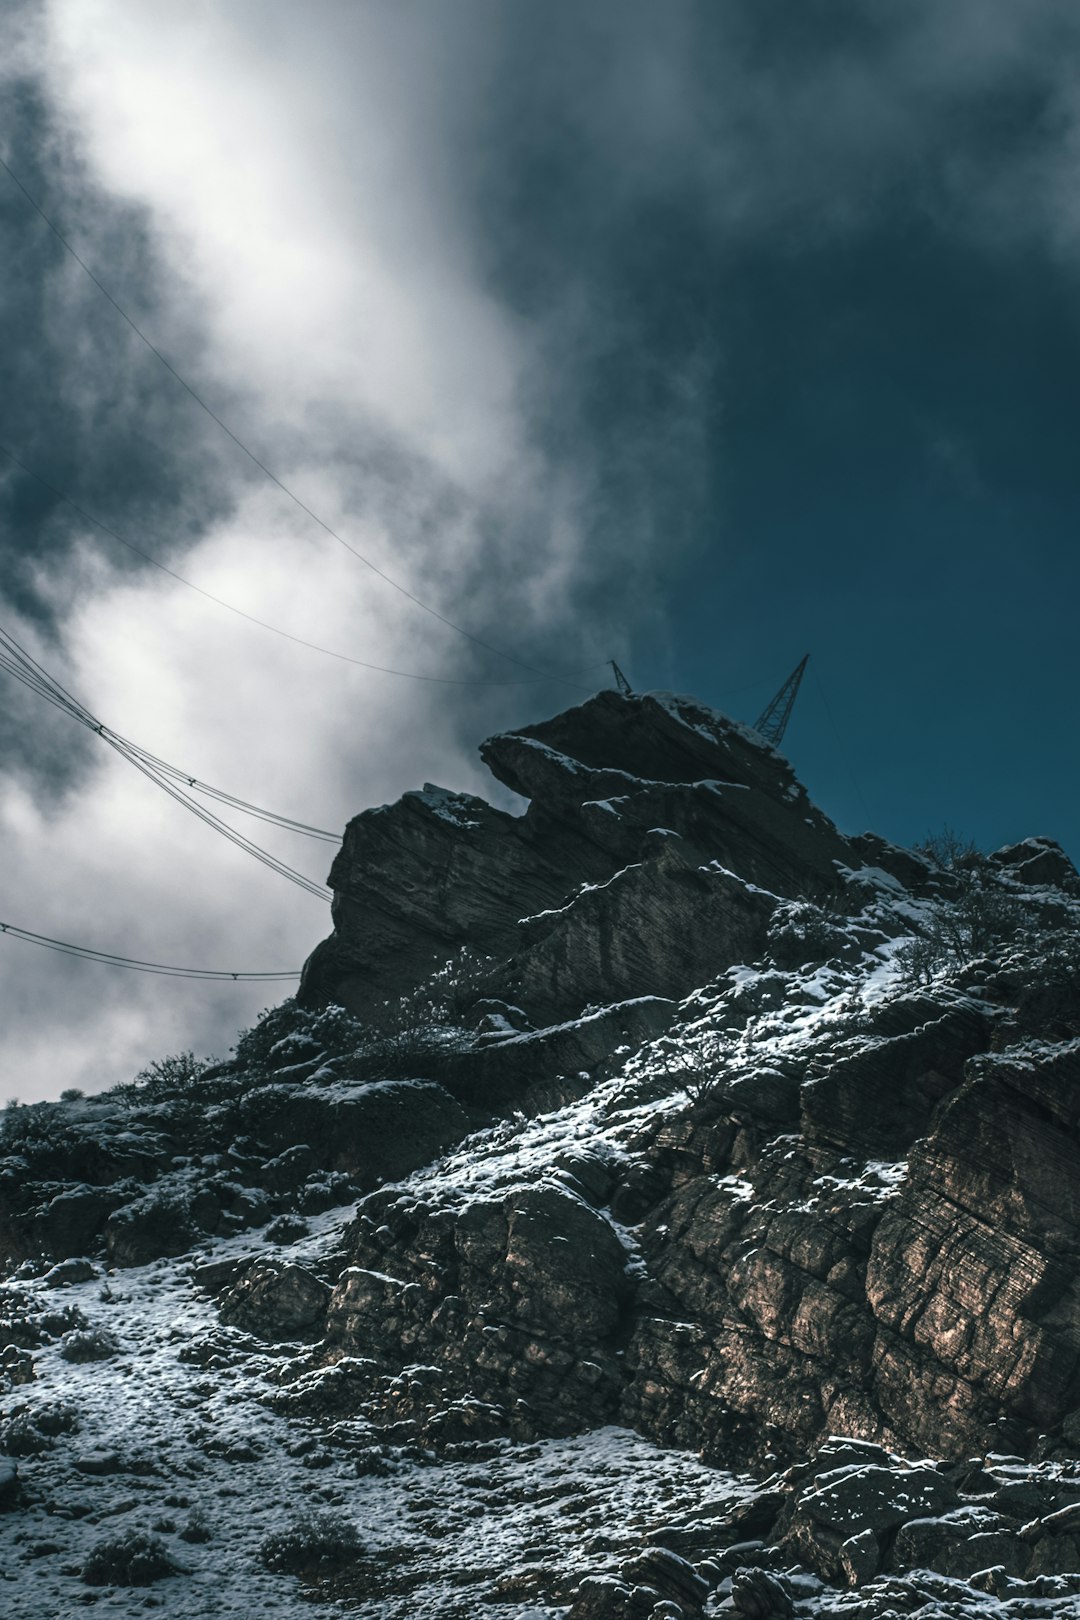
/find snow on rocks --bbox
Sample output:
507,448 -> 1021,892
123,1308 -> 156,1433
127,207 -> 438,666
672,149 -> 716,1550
0,1210 -> 749,1618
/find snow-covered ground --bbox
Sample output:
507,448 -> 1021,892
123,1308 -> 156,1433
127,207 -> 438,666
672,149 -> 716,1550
1,1207 -> 747,1618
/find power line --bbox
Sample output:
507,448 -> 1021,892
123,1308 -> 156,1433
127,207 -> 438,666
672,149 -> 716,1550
0,625 -> 332,901
0,920 -> 298,980
117,737 -> 338,842
0,444 -> 587,689
0,153 -> 600,688
0,620 -> 331,840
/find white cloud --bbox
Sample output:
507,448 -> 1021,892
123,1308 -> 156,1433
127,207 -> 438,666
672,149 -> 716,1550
41,0 -> 529,488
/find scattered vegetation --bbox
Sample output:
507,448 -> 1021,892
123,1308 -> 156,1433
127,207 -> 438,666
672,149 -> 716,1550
232,995 -> 474,1087
112,1050 -> 207,1102
345,1022 -> 474,1084
263,1213 -> 309,1245
258,1509 -> 364,1575
233,1000 -> 366,1075
895,828 -> 1042,987
59,1327 -> 120,1363
101,1050 -> 248,1152
649,1037 -> 724,1105
178,1507 -> 211,1545
0,1100 -> 83,1170
80,1529 -> 179,1587
914,826 -> 982,872
0,1412 -> 55,1457
767,898 -> 853,968
1008,928 -> 1080,1041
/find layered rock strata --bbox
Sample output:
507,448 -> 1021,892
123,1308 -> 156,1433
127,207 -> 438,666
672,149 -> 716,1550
299,690 -> 856,1022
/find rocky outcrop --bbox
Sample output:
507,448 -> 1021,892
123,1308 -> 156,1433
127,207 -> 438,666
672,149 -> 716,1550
0,1072 -> 482,1270
990,837 -> 1080,891
324,1180 -> 632,1438
217,1259 -> 330,1339
866,1040 -> 1080,1454
300,690 -> 856,1022
309,968 -> 1080,1473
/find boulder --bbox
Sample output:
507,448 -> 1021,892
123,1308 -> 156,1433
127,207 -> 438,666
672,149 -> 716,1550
730,1568 -> 794,1617
105,1190 -> 202,1268
456,1184 -> 630,1340
620,1547 -> 709,1612
567,1574 -> 635,1619
889,1514 -> 1029,1579
42,1257 -> 98,1287
989,838 -> 1079,891
218,1260 -> 330,1339
780,1462 -> 957,1582
35,1188 -> 120,1259
239,1078 -> 475,1185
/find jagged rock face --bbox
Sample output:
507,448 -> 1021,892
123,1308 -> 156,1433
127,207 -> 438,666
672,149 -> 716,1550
616,1024 -> 1080,1465
990,837 -> 1078,889
311,983 -> 1080,1472
217,1259 -> 329,1339
299,690 -> 855,1023
324,1181 -> 631,1438
867,1042 -> 1080,1452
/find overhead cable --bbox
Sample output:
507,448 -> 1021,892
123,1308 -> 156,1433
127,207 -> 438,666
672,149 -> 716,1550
0,625 -> 332,901
0,154 -> 600,689
0,641 -> 337,840
0,622 -> 336,842
117,737 -> 339,842
0,445 -> 586,690
0,920 -> 298,980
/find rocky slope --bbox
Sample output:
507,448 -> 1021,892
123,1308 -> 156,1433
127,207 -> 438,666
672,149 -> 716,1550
3,687 -> 1080,1618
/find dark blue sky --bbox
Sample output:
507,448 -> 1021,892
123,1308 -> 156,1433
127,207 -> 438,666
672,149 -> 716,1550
649,225 -> 1080,854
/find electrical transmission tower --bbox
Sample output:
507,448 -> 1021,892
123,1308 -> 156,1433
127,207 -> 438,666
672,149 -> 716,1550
753,654 -> 809,747
609,660 -> 633,697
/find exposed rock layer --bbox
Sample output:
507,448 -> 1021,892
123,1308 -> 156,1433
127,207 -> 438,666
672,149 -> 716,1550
299,690 -> 855,1021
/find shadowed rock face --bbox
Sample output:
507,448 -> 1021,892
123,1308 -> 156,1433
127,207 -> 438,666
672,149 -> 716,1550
299,690 -> 855,1021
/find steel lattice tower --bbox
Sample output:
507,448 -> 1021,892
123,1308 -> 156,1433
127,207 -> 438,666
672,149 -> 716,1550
608,660 -> 633,697
753,655 -> 809,747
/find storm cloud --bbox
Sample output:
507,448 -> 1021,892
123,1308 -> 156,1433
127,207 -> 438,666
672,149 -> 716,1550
3,0 -> 1080,1098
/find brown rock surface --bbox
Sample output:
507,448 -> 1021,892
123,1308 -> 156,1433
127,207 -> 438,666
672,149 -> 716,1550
312,986 -> 1080,1472
865,1041 -> 1080,1453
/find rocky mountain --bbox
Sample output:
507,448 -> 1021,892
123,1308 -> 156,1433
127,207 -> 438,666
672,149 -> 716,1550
299,690 -> 856,1024
3,688 -> 1080,1619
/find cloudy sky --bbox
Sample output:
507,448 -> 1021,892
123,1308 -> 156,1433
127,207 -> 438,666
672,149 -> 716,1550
3,1 -> 1080,1101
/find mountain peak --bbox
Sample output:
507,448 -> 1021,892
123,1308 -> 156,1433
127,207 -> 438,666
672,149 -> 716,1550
299,688 -> 853,1021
